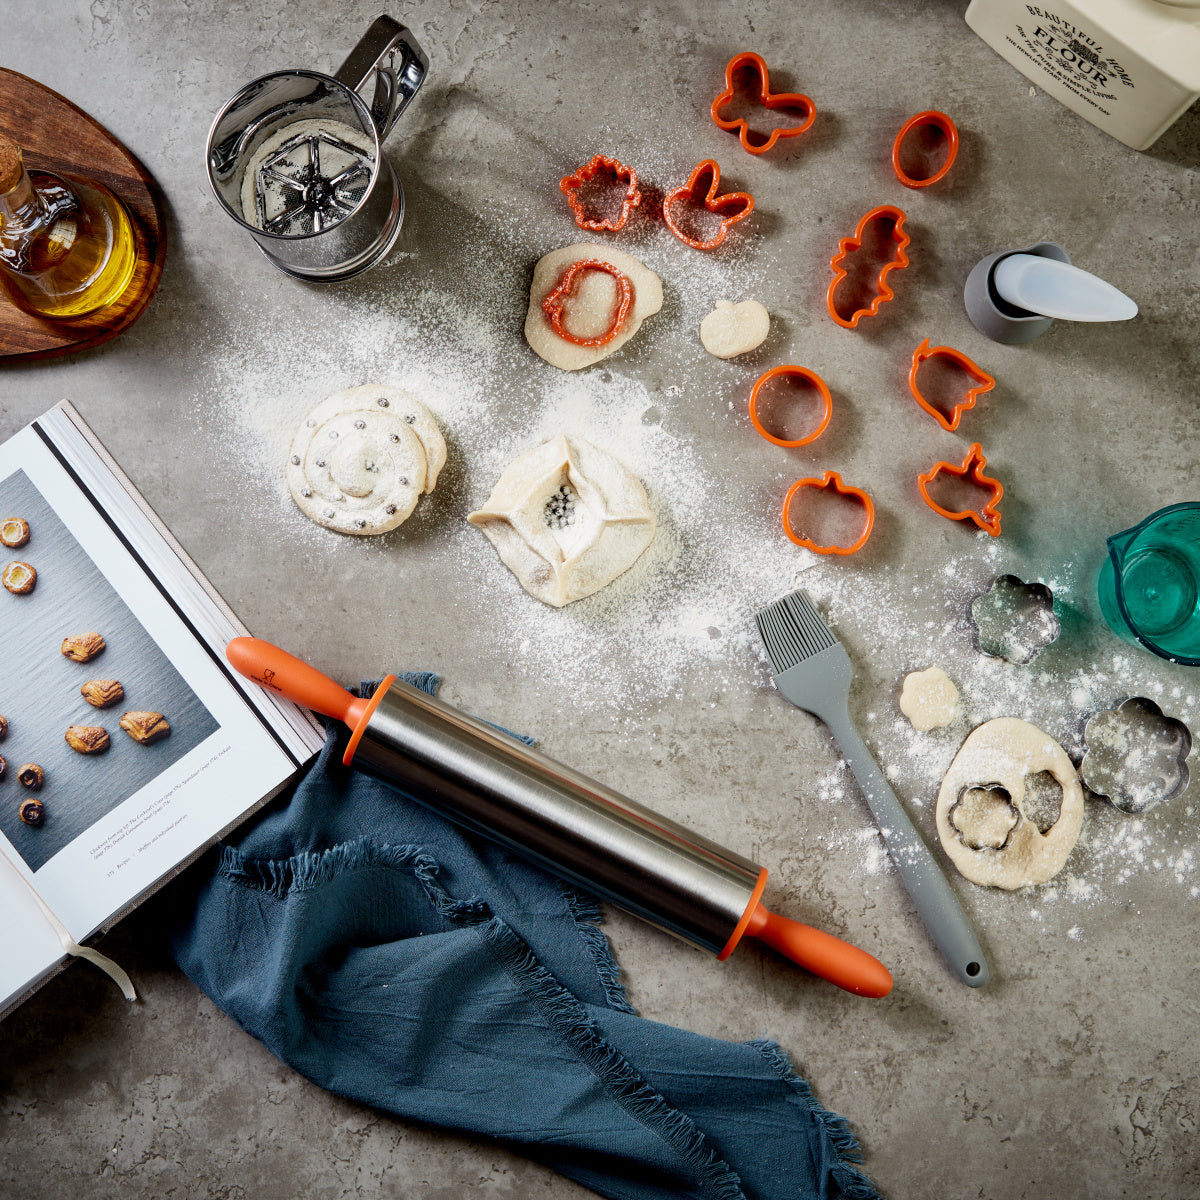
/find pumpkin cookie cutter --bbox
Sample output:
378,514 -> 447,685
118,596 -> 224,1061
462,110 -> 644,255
782,470 -> 874,555
559,154 -> 642,232
909,338 -> 996,431
968,574 -> 1060,664
663,160 -> 754,251
541,259 -> 633,347
748,365 -> 832,448
709,51 -> 816,155
826,205 -> 910,329
1080,697 -> 1192,815
891,110 -> 959,189
918,442 -> 1003,536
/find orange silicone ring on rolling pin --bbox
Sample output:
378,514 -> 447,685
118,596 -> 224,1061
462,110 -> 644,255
749,365 -> 832,447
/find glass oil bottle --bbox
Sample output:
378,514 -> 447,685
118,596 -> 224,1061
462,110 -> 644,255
0,135 -> 137,319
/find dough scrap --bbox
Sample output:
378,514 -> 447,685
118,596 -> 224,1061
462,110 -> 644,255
525,244 -> 663,371
468,435 -> 656,607
899,666 -> 958,731
287,384 -> 446,536
699,299 -> 770,358
935,718 -> 1084,889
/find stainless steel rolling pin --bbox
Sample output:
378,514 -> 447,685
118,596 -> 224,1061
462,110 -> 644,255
227,638 -> 892,997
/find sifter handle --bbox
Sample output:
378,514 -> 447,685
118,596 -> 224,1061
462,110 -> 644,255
226,637 -> 368,727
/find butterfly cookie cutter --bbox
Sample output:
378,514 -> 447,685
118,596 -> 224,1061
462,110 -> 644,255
559,154 -> 642,232
908,339 -> 996,431
826,205 -> 910,329
892,110 -> 959,189
663,160 -> 754,251
748,365 -> 832,447
918,442 -> 1003,536
782,471 -> 875,555
710,51 -> 816,155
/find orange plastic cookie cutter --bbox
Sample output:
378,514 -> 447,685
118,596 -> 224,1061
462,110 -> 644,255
826,205 -> 910,329
892,110 -> 959,189
918,442 -> 1004,537
748,365 -> 832,448
559,154 -> 642,232
710,51 -> 817,154
663,159 -> 754,251
908,338 -> 996,432
782,471 -> 875,555
542,259 -> 634,347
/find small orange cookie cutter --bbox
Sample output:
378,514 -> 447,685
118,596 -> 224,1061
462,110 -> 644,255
559,154 -> 642,232
710,51 -> 817,155
918,442 -> 1004,537
826,205 -> 910,329
748,365 -> 832,447
542,259 -> 633,347
782,471 -> 875,555
663,160 -> 754,251
892,111 -> 959,189
908,338 -> 996,432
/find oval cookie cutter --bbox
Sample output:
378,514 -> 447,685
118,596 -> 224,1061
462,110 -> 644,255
710,51 -> 816,155
917,442 -> 1003,536
559,154 -> 642,232
908,338 -> 995,432
891,110 -> 959,189
663,159 -> 754,251
827,205 -> 910,329
749,365 -> 832,448
782,471 -> 874,555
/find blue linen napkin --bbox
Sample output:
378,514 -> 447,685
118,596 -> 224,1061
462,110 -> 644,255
168,676 -> 883,1200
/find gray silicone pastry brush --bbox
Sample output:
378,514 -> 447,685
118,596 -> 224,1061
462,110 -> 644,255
755,589 -> 989,987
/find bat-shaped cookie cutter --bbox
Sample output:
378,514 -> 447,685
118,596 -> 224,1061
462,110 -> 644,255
748,365 -> 832,447
559,154 -> 642,232
892,110 -> 959,189
918,442 -> 1003,536
663,159 -> 754,251
541,259 -> 633,347
782,470 -> 875,555
826,205 -> 910,329
908,338 -> 996,431
710,51 -> 816,154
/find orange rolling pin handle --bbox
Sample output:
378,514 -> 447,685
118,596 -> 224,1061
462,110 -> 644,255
744,903 -> 893,998
226,636 -> 369,729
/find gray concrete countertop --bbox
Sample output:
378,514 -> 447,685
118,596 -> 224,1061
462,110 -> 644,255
3,2 -> 1199,1198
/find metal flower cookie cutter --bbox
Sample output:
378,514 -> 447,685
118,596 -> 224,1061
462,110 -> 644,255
908,338 -> 995,431
826,205 -> 910,329
891,110 -> 959,189
1081,697 -> 1192,814
917,442 -> 1003,536
968,574 -> 1060,664
748,365 -> 832,448
662,160 -> 754,251
709,51 -> 816,154
782,471 -> 874,555
559,154 -> 642,232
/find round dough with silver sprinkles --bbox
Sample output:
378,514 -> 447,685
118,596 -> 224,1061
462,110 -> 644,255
287,385 -> 446,535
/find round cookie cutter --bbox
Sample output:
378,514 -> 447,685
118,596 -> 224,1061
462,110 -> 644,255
749,365 -> 832,448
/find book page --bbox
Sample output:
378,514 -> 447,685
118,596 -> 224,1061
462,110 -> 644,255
0,425 -> 304,1011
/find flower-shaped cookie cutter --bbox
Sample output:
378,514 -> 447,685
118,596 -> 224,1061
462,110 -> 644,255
748,365 -> 832,448
559,154 -> 642,232
918,442 -> 1003,536
1081,697 -> 1192,814
891,110 -> 959,189
968,574 -> 1060,664
541,259 -> 634,347
908,338 -> 996,432
662,160 -> 754,251
782,470 -> 874,555
709,51 -> 817,155
826,205 -> 910,329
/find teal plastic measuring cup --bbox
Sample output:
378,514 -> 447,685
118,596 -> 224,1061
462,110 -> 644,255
1098,503 -> 1200,665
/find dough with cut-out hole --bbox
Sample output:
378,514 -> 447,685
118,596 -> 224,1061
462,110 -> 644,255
287,384 -> 446,536
468,434 -> 655,606
699,299 -> 770,358
935,718 -> 1084,889
525,244 -> 663,371
899,666 -> 958,731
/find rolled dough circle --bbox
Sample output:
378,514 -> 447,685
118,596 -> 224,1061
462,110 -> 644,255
699,299 -> 770,358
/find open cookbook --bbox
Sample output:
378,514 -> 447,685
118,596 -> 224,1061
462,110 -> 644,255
0,402 -> 325,1018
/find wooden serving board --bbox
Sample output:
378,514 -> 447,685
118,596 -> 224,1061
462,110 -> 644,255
0,68 -> 167,363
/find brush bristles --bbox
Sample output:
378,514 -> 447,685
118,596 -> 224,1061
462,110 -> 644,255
755,589 -> 838,673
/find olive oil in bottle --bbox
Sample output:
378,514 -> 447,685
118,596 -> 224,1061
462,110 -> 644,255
0,136 -> 136,319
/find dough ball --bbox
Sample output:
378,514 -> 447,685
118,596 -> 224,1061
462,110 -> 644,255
899,666 -> 958,731
699,299 -> 770,358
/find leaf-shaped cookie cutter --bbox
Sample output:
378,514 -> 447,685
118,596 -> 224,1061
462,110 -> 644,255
826,205 -> 910,329
891,110 -> 959,189
709,51 -> 817,155
662,159 -> 754,251
748,365 -> 832,448
782,470 -> 875,555
918,442 -> 1003,536
542,259 -> 634,347
908,338 -> 996,431
559,154 -> 642,232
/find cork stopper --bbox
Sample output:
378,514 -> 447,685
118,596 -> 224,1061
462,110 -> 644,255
0,136 -> 22,194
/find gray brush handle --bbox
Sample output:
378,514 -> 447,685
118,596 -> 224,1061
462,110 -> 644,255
825,708 -> 989,987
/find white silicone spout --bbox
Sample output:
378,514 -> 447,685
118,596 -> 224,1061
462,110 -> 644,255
992,254 -> 1138,323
